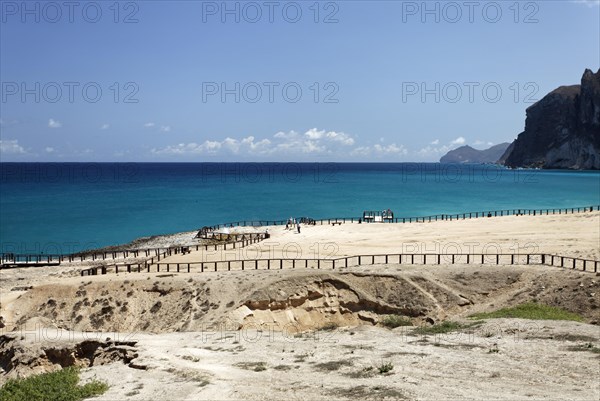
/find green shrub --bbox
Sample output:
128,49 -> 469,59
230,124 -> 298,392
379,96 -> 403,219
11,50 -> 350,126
381,315 -> 413,328
0,367 -> 108,401
377,362 -> 394,374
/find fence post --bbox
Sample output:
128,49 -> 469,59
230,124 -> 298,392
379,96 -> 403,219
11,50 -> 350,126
526,255 -> 530,265
572,258 -> 576,269
187,263 -> 190,272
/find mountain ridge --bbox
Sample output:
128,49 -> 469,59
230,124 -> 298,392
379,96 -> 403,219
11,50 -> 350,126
440,143 -> 511,163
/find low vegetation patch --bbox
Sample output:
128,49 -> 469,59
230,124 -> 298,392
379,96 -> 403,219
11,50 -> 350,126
0,367 -> 108,401
377,362 -> 394,374
330,385 -> 408,400
234,361 -> 267,372
469,303 -> 584,322
320,322 -> 339,331
381,315 -> 413,328
412,321 -> 480,335
313,359 -> 354,372
567,343 -> 600,354
344,366 -> 376,379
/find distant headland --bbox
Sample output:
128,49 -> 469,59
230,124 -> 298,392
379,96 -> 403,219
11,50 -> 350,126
441,69 -> 600,170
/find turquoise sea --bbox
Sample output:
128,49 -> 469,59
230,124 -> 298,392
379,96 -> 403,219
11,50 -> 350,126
1,163 -> 599,254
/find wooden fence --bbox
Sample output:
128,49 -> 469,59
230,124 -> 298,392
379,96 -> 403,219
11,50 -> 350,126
1,233 -> 267,269
4,204 -> 598,268
204,204 -> 600,229
81,252 -> 600,276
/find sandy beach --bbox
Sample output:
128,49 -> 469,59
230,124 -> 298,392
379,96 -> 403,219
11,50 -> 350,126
1,211 -> 599,400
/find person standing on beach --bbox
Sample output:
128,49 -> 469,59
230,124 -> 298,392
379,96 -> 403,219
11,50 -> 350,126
297,222 -> 301,233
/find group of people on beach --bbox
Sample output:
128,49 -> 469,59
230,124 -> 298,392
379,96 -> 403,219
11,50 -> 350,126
286,217 -> 301,233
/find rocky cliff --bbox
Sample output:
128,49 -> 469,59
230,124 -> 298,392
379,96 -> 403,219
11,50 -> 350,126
500,69 -> 600,169
440,143 -> 510,163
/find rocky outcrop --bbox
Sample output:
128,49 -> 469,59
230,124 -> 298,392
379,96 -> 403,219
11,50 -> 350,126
500,69 -> 600,169
0,336 -> 138,382
440,143 -> 510,163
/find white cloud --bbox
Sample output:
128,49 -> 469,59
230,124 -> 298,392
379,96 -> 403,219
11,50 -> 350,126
144,122 -> 155,128
242,136 -> 271,152
451,136 -> 466,145
374,143 -> 408,155
0,139 -> 26,154
304,128 -> 324,140
48,118 -> 62,128
350,143 -> 407,157
430,139 -> 440,145
324,131 -> 354,145
45,147 -> 55,153
302,140 -> 325,154
114,150 -> 130,157
572,0 -> 600,7
302,128 -> 354,145
100,124 -> 110,130
151,128 -> 356,157
152,141 -> 222,156
274,130 -> 298,139
350,146 -> 371,156
416,143 -> 454,159
160,125 -> 171,132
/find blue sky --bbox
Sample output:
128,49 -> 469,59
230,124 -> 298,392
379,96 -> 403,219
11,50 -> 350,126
1,0 -> 599,162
